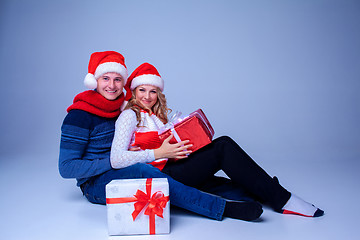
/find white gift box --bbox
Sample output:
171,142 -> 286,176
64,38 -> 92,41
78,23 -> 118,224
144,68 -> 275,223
106,178 -> 170,236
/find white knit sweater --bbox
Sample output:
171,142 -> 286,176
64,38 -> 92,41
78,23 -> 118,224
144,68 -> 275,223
110,109 -> 166,169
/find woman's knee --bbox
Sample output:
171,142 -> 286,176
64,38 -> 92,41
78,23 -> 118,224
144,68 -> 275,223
212,136 -> 246,155
214,136 -> 234,145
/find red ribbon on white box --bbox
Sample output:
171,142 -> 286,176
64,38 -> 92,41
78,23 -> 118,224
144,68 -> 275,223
106,178 -> 169,235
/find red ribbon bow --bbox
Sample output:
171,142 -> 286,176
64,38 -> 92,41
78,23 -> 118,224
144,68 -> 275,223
106,178 -> 169,235
132,188 -> 169,220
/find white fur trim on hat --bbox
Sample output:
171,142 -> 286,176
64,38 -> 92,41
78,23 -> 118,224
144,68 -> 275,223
84,73 -> 97,89
94,62 -> 128,83
130,74 -> 164,91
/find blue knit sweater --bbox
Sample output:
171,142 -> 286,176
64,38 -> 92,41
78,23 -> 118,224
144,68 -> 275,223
59,109 -> 117,186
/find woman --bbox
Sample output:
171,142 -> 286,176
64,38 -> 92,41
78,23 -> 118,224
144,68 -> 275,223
110,62 -> 324,220
59,51 -> 259,222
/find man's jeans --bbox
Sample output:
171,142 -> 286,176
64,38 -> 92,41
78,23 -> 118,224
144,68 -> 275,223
80,163 -> 246,221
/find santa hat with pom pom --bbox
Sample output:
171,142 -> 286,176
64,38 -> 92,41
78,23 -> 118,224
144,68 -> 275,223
84,51 -> 128,89
121,62 -> 164,110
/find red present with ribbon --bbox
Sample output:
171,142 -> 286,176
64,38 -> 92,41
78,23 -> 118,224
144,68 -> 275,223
106,178 -> 170,235
159,109 -> 214,159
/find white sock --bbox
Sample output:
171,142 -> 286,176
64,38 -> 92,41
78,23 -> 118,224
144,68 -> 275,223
282,194 -> 323,217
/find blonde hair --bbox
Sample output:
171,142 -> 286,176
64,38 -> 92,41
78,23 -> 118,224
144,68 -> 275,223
124,87 -> 171,127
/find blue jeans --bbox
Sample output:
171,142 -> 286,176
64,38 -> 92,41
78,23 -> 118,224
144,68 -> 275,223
81,163 -> 231,220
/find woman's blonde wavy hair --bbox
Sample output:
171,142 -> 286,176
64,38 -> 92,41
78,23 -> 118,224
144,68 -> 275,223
124,86 -> 171,127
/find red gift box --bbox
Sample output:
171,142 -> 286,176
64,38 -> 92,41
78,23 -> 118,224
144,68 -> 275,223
159,109 -> 214,155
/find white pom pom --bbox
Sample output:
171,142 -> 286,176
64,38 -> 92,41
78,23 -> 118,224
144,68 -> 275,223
84,73 -> 97,89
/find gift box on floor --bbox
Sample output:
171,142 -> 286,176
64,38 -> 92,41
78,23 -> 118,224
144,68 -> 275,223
159,109 -> 215,155
106,178 -> 170,236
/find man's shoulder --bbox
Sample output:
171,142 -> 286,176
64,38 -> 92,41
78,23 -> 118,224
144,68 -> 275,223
63,109 -> 94,128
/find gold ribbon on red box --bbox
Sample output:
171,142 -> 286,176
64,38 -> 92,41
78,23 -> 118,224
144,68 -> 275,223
106,178 -> 169,235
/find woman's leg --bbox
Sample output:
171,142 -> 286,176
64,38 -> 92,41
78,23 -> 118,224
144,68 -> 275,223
163,136 -> 323,217
162,136 -> 291,211
197,175 -> 266,220
81,163 -> 226,220
198,176 -> 255,202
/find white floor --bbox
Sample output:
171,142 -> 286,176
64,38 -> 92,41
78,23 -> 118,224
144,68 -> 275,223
1,147 -> 359,240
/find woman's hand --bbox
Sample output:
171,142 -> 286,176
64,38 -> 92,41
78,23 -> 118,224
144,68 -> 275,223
154,133 -> 192,159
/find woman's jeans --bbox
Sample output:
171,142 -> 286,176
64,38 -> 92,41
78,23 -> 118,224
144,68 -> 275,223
80,163 -> 229,220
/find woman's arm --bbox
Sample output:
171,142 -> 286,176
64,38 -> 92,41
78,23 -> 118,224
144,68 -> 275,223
110,110 -> 156,168
111,109 -> 194,168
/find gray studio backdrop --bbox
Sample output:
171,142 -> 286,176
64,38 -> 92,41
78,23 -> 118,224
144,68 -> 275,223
0,0 -> 359,166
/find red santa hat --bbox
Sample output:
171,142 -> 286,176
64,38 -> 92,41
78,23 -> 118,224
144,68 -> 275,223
121,63 -> 164,110
84,51 -> 128,89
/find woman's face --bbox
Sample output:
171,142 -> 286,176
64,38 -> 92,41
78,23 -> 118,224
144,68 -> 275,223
135,85 -> 158,109
96,72 -> 125,100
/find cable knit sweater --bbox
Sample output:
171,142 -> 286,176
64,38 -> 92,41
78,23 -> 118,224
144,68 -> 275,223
110,109 -> 168,169
59,90 -> 124,186
59,109 -> 116,186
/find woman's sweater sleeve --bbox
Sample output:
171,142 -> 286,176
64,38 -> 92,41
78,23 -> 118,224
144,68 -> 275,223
110,109 -> 155,169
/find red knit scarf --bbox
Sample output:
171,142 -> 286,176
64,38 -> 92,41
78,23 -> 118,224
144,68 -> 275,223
67,90 -> 124,118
